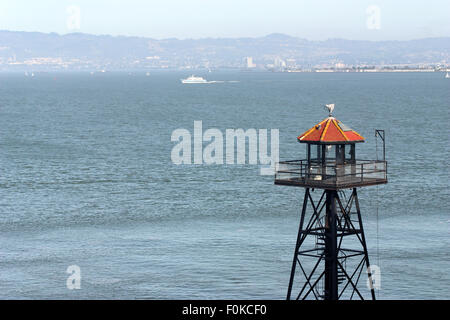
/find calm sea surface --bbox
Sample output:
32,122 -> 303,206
0,71 -> 448,299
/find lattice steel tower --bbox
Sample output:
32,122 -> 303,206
275,106 -> 387,300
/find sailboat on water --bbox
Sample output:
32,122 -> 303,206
446,72 -> 450,79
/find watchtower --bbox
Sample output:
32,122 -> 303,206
275,105 -> 387,300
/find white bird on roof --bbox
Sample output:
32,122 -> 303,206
325,104 -> 335,117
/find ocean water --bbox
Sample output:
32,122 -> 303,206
0,71 -> 448,299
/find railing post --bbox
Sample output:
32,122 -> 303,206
300,161 -> 303,179
361,163 -> 364,182
275,162 -> 277,179
385,161 -> 387,180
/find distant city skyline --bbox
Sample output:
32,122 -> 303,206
0,0 -> 449,41
1,30 -> 448,72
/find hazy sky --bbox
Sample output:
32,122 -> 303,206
0,0 -> 449,40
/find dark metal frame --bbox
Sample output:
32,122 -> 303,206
287,188 -> 376,300
375,129 -> 386,161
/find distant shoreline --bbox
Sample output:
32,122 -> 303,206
1,30 -> 448,72
0,69 -> 448,74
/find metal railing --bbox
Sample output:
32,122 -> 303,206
275,159 -> 387,187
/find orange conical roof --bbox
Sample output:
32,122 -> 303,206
297,117 -> 364,144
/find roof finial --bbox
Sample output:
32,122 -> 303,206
325,103 -> 335,117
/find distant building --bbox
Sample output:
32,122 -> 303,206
246,57 -> 256,68
274,57 -> 286,68
286,59 -> 296,69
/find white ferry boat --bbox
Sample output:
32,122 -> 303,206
181,75 -> 208,84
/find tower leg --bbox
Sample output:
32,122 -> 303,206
287,188 -> 309,300
324,190 -> 338,300
353,188 -> 376,300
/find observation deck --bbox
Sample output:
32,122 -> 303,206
274,159 -> 387,190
